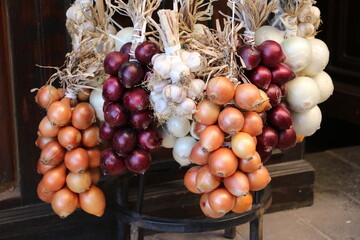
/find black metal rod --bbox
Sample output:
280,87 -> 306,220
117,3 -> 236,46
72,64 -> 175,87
249,191 -> 264,240
224,227 -> 236,239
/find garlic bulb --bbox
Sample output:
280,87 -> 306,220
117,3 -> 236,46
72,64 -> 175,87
162,85 -> 187,104
114,27 -> 134,50
298,6 -> 321,24
152,79 -> 169,93
187,79 -> 205,99
153,54 -> 171,79
66,4 -> 86,23
170,62 -> 190,84
174,98 -> 197,116
184,52 -> 202,72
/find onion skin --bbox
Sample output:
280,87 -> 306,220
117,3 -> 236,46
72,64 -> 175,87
276,128 -> 297,150
37,159 -> 56,174
234,83 -> 263,111
104,103 -> 129,128
239,151 -> 262,173
123,88 -> 150,112
257,148 -> 272,165
231,132 -> 256,160
196,165 -> 221,193
189,142 -> 210,165
104,51 -> 129,76
223,171 -> 250,197
47,99 -> 72,127
35,136 -> 56,150
77,88 -> 91,102
184,166 -> 202,194
38,116 -> 61,138
218,107 -> 244,135
208,188 -> 235,216
265,84 -> 282,107
256,126 -> 278,152
193,100 -> 220,126
118,62 -> 145,89
247,166 -> 271,191
64,147 -> 89,173
58,126 -> 82,151
209,148 -> 238,178
66,171 -> 92,193
102,76 -> 125,102
35,85 -> 62,109
51,187 -> 79,219
206,77 -> 235,105
199,193 -> 223,218
81,125 -> 100,148
258,40 -> 285,68
200,125 -> 225,153
42,163 -> 67,192
39,141 -> 66,166
241,112 -> 263,136
99,122 -> 118,142
100,148 -> 127,175
72,102 -> 96,130
271,63 -> 296,86
135,41 -> 160,65
79,185 -> 106,217
232,194 -> 253,213
247,65 -> 272,90
237,45 -> 261,70
87,147 -> 101,168
88,167 -> 101,185
268,105 -> 293,130
125,148 -> 152,174
37,180 -> 55,203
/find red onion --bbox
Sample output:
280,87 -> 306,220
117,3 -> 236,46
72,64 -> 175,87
257,40 -> 285,68
268,105 -> 292,130
104,51 -> 129,76
257,148 -> 272,165
102,76 -> 125,102
138,128 -> 163,150
135,41 -> 160,65
258,111 -> 267,124
280,84 -> 287,97
265,84 -> 282,107
256,126 -> 278,152
247,65 -> 272,90
125,148 -> 152,174
99,122 -> 118,141
103,100 -> 113,112
237,45 -> 261,70
123,88 -> 150,112
118,62 -> 145,89
100,148 -> 127,175
104,103 -> 129,127
120,42 -> 131,55
271,63 -> 296,85
276,127 -> 297,150
113,128 -> 138,155
130,109 -> 153,129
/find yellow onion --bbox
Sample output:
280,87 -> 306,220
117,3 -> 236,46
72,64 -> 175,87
223,171 -> 250,196
231,132 -> 256,160
206,77 -> 235,105
199,193 -> 223,218
66,171 -> 92,193
51,187 -> 79,218
39,141 -> 66,166
208,188 -> 235,216
184,166 -> 202,194
209,148 -> 238,177
79,185 -> 106,217
232,193 -> 253,213
247,166 -> 271,191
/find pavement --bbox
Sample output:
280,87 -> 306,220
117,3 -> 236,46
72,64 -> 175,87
145,145 -> 360,240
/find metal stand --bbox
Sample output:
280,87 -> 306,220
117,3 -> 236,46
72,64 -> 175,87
116,163 -> 272,240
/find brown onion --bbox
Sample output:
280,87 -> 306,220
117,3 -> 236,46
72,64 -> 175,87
232,193 -> 253,213
223,171 -> 250,196
58,126 -> 81,150
218,107 -> 244,135
39,141 -> 66,166
79,185 -> 106,217
189,142 -> 210,165
88,167 -> 101,185
77,88 -> 91,102
71,102 -> 96,130
254,90 -> 271,113
234,83 -> 263,111
51,187 -> 79,218
247,166 -> 271,191
190,122 -> 207,140
209,148 -> 238,177
231,132 -> 256,160
206,77 -> 235,105
66,171 -> 92,193
38,116 -> 61,138
87,147 -> 101,168
199,193 -> 223,218
208,188 -> 235,215
184,166 -> 202,194
241,112 -> 263,136
35,135 -> 56,149
37,180 -> 55,203
196,165 -> 221,193
37,159 -> 56,174
42,163 -> 66,192
64,147 -> 89,173
47,98 -> 72,127
239,151 -> 262,173
193,100 -> 220,126
81,125 -> 100,148
200,125 -> 224,153
35,85 -> 62,109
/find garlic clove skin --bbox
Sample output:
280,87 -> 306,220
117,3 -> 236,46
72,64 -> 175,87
66,4 -> 86,24
187,79 -> 205,99
170,62 -> 190,84
153,54 -> 171,79
174,98 -> 197,117
185,52 -> 202,72
162,85 -> 187,104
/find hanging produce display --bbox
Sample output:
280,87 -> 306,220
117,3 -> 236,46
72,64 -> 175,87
32,0 -> 332,220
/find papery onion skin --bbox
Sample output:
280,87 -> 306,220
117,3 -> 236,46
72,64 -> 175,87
218,107 -> 244,135
39,141 -> 66,166
72,102 -> 96,130
234,83 -> 263,111
100,148 -> 127,175
193,100 -> 220,126
206,77 -> 235,105
276,127 -> 297,150
102,76 -> 125,102
37,159 -> 56,174
196,165 -> 221,193
35,85 -> 62,109
47,99 -> 72,127
190,121 -> 207,140
200,125 -> 225,153
125,148 -> 152,174
239,151 -> 263,173
38,116 -> 61,138
265,84 -> 282,108
301,38 -> 330,77
237,45 -> 261,70
66,171 -> 92,193
254,90 -> 271,113
232,193 -> 253,213
224,171 -> 250,197
35,135 -> 56,150
209,148 -> 238,177
231,132 -> 256,160
103,51 -> 129,76
173,137 -> 197,166
258,40 -> 285,68
184,166 -> 202,194
247,166 -> 271,191
208,188 -> 235,215
256,126 -> 278,152
166,116 -> 191,138
79,185 -> 106,217
37,180 -> 55,203
81,125 -> 100,148
199,193 -> 223,218
257,148 -> 272,165
189,142 -> 210,165
64,147 -> 89,173
99,122 -> 118,142
247,65 -> 272,90
88,167 -> 101,185
291,105 -> 322,136
58,126 -> 81,151
42,163 -> 66,192
312,71 -> 334,103
51,187 -> 79,219
241,112 -> 263,136
87,147 -> 101,168
281,37 -> 312,72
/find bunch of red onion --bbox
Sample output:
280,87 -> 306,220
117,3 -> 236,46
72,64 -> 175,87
100,41 -> 163,175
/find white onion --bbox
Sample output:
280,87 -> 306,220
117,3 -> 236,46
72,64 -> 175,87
172,137 -> 197,166
187,79 -> 205,99
286,76 -> 320,112
154,98 -> 171,116
312,71 -> 334,103
281,37 -> 312,72
166,116 -> 191,138
301,38 -> 330,76
114,27 -> 134,50
160,126 -> 178,148
255,26 -> 285,45
291,105 -> 322,136
89,88 -> 105,122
